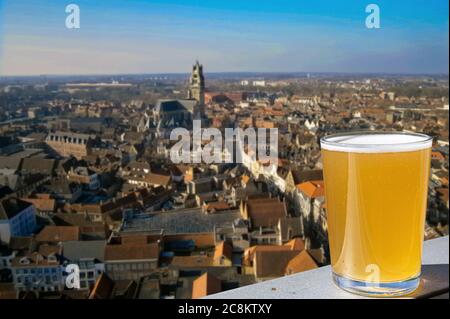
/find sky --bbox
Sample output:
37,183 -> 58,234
0,0 -> 448,76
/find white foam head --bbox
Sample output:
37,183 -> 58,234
321,132 -> 432,153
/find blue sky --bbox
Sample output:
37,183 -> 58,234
0,0 -> 448,75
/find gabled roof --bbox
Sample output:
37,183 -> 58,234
104,242 -> 159,261
296,181 -> 325,198
36,226 -> 80,243
244,197 -> 287,228
285,250 -> 319,275
289,169 -> 323,185
254,250 -> 300,278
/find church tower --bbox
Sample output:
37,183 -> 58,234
187,60 -> 205,106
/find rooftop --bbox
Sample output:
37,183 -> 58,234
122,208 -> 241,234
207,236 -> 449,299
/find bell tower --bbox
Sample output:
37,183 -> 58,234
187,60 -> 205,106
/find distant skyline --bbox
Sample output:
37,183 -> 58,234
0,0 -> 449,76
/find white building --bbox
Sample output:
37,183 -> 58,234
11,253 -> 64,292
252,80 -> 266,87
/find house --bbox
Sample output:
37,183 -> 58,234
214,219 -> 249,252
124,172 -> 172,189
104,239 -> 160,281
187,177 -> 213,194
242,238 -> 315,281
35,226 -> 80,243
52,213 -> 107,240
41,178 -> 82,203
253,249 -> 300,280
63,240 -> 105,290
67,166 -> 100,190
213,241 -> 233,266
191,273 -> 222,299
21,194 -> 56,216
240,197 -> 287,229
284,169 -> 323,194
65,192 -> 141,223
10,252 -> 64,292
295,180 -> 327,243
0,198 -> 37,245
45,131 -> 95,159
277,216 -> 303,243
285,250 -> 319,275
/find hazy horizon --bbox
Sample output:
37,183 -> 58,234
1,0 -> 449,76
1,70 -> 449,79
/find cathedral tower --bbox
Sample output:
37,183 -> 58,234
187,60 -> 205,106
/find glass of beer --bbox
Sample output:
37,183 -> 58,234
321,132 -> 432,297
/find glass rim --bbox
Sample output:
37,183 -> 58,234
320,131 -> 433,153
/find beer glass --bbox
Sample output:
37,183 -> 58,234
321,132 -> 432,297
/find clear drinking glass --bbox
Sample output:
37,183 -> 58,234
321,132 -> 432,297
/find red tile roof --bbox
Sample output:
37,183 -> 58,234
285,250 -> 319,275
36,226 -> 80,243
297,181 -> 325,198
104,242 -> 159,261
243,197 -> 287,228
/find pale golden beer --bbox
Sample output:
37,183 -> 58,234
321,132 -> 432,297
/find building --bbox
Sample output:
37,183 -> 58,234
153,99 -> 197,132
284,250 -> 319,275
45,131 -> 96,159
35,226 -> 80,244
240,197 -> 287,229
214,219 -> 249,252
0,198 -> 37,245
63,240 -> 105,290
10,252 -> 64,292
213,241 -> 233,266
295,180 -> 327,245
67,166 -> 100,190
187,60 -> 205,108
191,272 -> 221,299
242,238 -> 317,281
104,239 -> 160,281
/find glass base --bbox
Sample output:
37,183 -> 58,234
332,272 -> 420,298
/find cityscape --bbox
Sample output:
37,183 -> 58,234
0,0 -> 448,300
